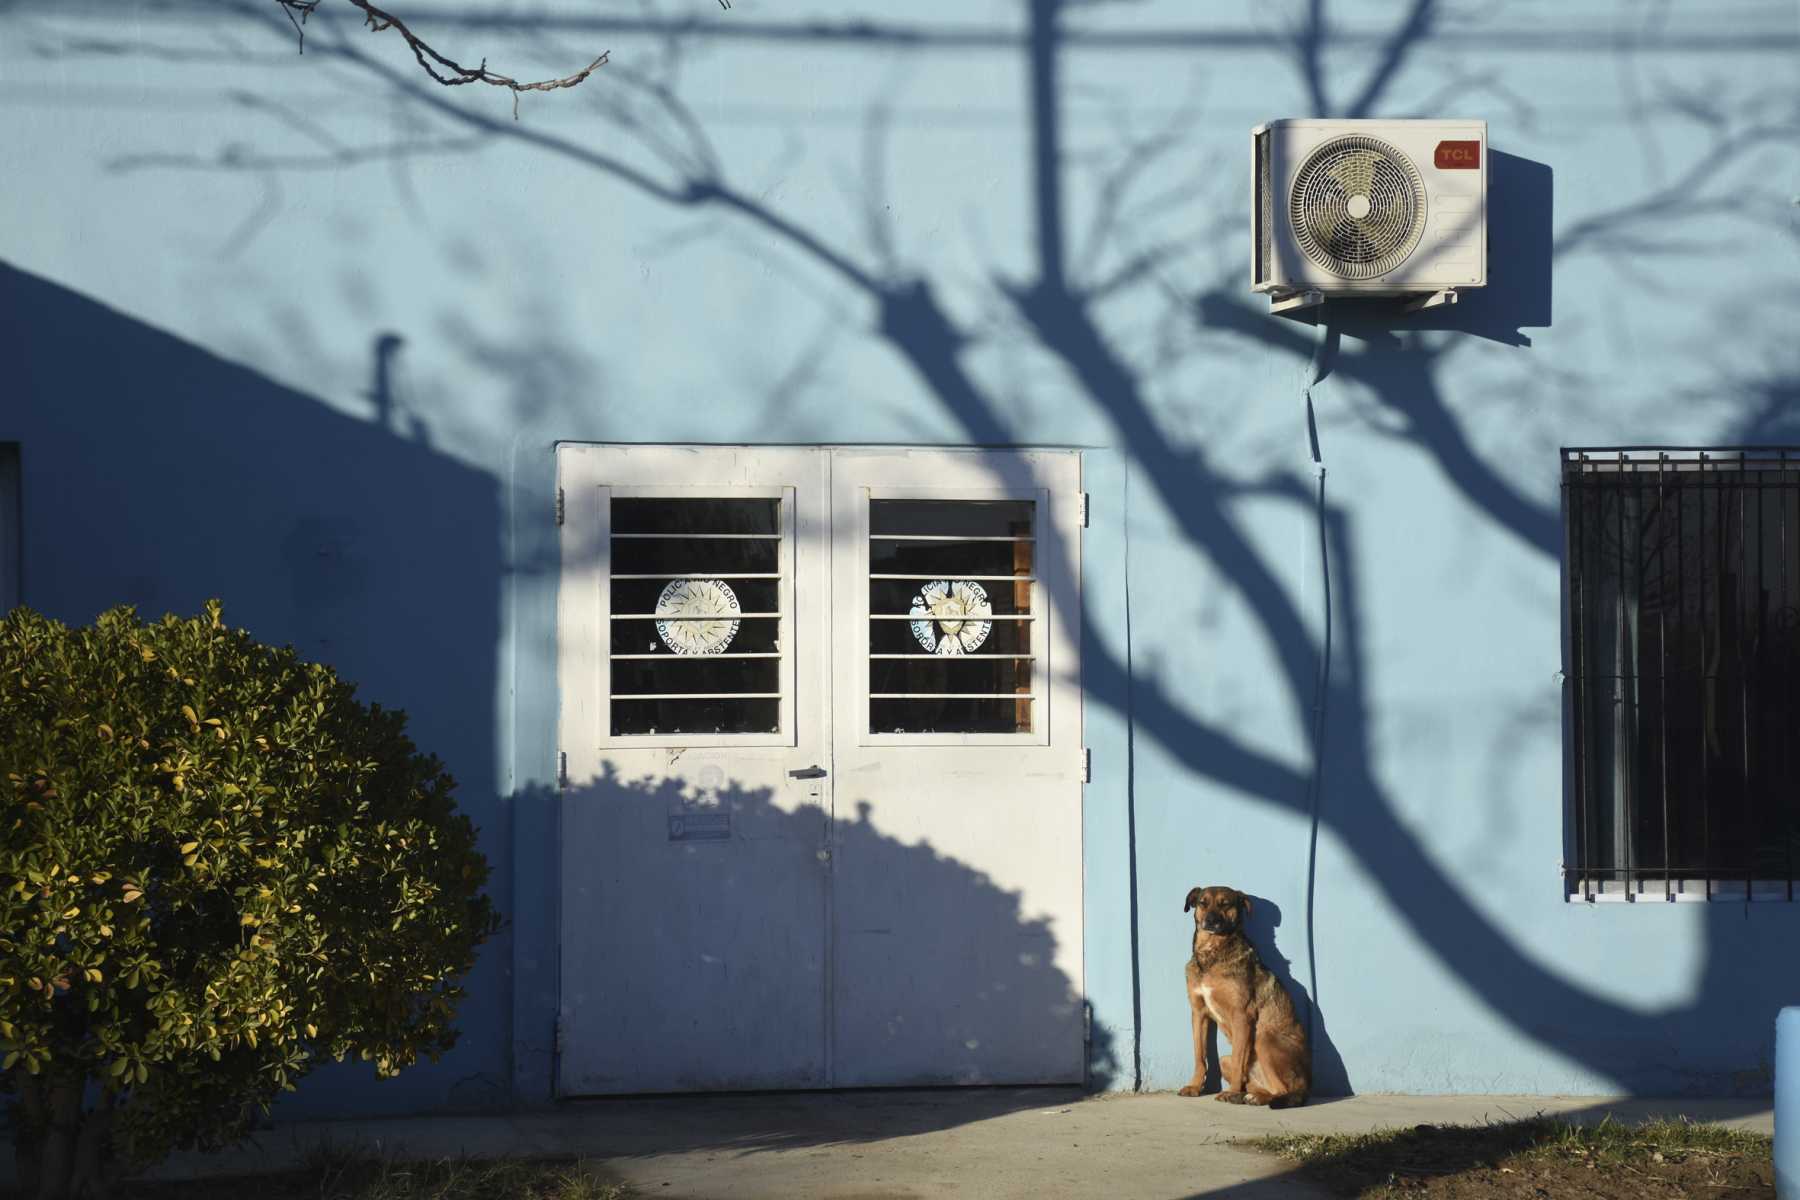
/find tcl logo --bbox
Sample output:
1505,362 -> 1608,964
1435,140 -> 1481,169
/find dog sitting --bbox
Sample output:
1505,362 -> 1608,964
1179,886 -> 1310,1107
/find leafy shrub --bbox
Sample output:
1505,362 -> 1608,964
0,602 -> 499,1196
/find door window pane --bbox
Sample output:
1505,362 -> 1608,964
610,498 -> 783,736
868,498 -> 1036,734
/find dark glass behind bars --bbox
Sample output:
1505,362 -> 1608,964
610,497 -> 782,736
868,498 -> 1036,735
1566,452 -> 1800,895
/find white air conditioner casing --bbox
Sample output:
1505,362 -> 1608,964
1252,118 -> 1486,311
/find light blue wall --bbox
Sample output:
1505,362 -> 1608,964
3,0 -> 1798,1111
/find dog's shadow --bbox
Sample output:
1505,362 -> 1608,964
1201,895 -> 1352,1098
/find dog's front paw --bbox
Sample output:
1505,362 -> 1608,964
1215,1090 -> 1247,1104
1178,1084 -> 1205,1097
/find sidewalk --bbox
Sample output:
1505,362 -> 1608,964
70,1090 -> 1790,1199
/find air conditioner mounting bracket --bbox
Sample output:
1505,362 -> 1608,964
1270,289 -> 1326,316
1403,288 -> 1460,313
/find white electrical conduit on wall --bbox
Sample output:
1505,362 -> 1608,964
1302,320 -> 1339,1062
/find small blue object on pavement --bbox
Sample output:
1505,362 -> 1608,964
1779,1007 -> 1800,1199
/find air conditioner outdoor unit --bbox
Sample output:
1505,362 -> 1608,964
1252,118 -> 1486,315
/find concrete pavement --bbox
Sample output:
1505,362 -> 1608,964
63,1090 -> 1790,1199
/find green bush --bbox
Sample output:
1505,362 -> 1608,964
0,602 -> 499,1197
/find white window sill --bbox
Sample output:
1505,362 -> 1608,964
1565,878 -> 1798,903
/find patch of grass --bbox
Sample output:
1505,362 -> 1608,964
1252,1114 -> 1770,1165
121,1152 -> 632,1200
1242,1115 -> 1773,1198
1533,1116 -> 1770,1162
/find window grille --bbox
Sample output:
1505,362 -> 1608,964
1564,448 -> 1800,901
867,498 -> 1037,735
608,497 -> 785,736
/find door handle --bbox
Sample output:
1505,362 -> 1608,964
788,765 -> 827,780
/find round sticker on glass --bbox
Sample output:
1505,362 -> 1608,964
909,579 -> 994,655
654,579 -> 742,655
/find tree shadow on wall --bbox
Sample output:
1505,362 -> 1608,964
44,0 -> 1800,1104
554,763 -> 1116,1133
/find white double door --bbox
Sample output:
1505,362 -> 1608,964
556,446 -> 1083,1094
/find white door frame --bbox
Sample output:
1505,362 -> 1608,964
555,445 -> 1084,1092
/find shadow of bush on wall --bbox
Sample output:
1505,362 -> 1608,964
553,762 -> 1117,1120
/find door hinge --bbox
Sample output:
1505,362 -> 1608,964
1081,747 -> 1091,783
1078,491 -> 1089,527
558,751 -> 568,791
555,486 -> 565,526
554,1013 -> 564,1056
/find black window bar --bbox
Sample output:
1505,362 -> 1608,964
1564,448 -> 1800,902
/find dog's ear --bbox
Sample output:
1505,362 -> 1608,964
1183,887 -> 1203,913
1237,893 -> 1254,916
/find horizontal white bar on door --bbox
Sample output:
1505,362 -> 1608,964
869,693 -> 1037,700
867,613 -> 1035,620
611,573 -> 782,580
868,574 -> 1036,582
611,652 -> 783,660
613,612 -> 785,620
868,534 -> 1034,542
610,533 -> 782,540
611,693 -> 784,701
868,653 -> 1036,659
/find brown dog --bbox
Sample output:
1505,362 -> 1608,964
1179,886 -> 1310,1107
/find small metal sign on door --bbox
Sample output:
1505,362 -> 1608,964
668,811 -> 731,841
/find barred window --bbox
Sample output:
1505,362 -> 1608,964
867,498 -> 1038,735
608,497 -> 786,737
1564,449 -> 1800,901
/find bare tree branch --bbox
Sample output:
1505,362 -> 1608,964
273,0 -> 607,116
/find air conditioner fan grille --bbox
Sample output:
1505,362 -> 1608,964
1289,135 -> 1427,279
